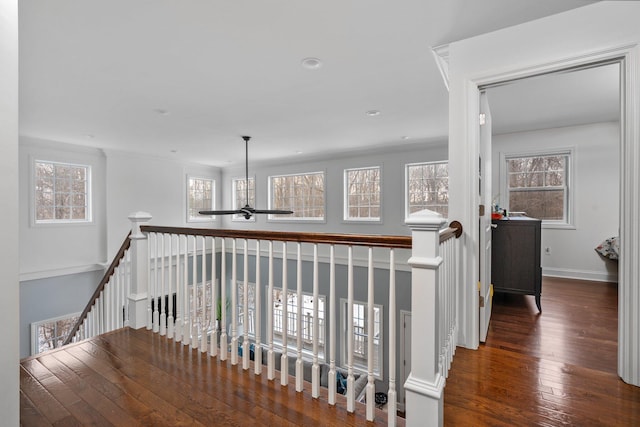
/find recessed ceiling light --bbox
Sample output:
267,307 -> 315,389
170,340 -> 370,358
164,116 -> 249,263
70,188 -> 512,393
295,150 -> 303,155
365,110 -> 381,116
86,134 -> 95,139
301,57 -> 322,69
401,136 -> 410,140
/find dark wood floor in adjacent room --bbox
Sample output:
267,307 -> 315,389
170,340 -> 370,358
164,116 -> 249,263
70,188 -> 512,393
444,277 -> 640,426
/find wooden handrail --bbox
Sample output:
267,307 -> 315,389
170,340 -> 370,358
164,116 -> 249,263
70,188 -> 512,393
141,225 -> 413,249
440,220 -> 463,243
62,232 -> 132,345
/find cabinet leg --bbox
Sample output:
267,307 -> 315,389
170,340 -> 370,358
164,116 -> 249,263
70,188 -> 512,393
535,294 -> 542,312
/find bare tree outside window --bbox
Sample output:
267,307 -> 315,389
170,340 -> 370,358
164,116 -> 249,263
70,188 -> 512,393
232,177 -> 255,221
269,172 -> 325,220
507,154 -> 568,221
31,313 -> 80,355
406,162 -> 448,217
344,167 -> 381,220
35,161 -> 90,222
187,176 -> 214,221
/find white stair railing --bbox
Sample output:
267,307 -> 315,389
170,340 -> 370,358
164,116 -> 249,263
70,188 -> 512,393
405,210 -> 463,427
67,211 -> 463,427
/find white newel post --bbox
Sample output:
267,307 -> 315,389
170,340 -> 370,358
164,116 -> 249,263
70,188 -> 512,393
128,211 -> 153,329
405,209 -> 446,427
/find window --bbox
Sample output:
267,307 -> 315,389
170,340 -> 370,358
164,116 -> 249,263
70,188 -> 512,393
344,166 -> 381,221
269,172 -> 325,221
406,161 -> 448,217
232,177 -> 255,222
187,176 -> 215,222
272,288 -> 326,358
341,300 -> 383,378
237,281 -> 256,336
31,313 -> 80,355
34,160 -> 91,223
504,152 -> 570,223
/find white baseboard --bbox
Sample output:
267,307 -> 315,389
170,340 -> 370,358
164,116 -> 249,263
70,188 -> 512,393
542,267 -> 618,283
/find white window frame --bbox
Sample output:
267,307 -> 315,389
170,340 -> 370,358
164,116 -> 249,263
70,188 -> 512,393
31,312 -> 81,355
500,148 -> 574,229
231,176 -> 256,222
272,287 -> 326,361
405,161 -> 449,218
236,280 -> 257,337
340,299 -> 383,380
33,159 -> 92,225
186,175 -> 216,223
268,171 -> 326,222
343,166 -> 382,222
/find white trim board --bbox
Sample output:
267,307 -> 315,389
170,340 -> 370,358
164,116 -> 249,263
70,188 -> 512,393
542,269 -> 618,284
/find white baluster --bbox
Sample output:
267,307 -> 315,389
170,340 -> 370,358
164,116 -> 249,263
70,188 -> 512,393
281,242 -> 289,386
175,235 -> 182,342
99,291 -> 104,335
160,234 -> 166,336
328,245 -> 337,405
105,272 -> 112,332
295,242 -> 303,392
311,244 -> 320,398
220,238 -> 228,360
201,235 -> 208,352
346,246 -> 355,412
210,236 -> 218,357
267,241 -> 275,380
118,260 -> 124,328
388,249 -> 397,427
366,247 -> 375,421
184,234 -> 191,345
167,234 -> 174,339
146,234 -> 152,330
124,250 -> 130,328
254,240 -> 262,375
243,239 -> 250,369
191,235 -> 198,349
153,233 -> 160,333
231,239 -> 238,365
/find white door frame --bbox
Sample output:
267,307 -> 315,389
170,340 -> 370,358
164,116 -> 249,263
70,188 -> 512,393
435,2 -> 640,387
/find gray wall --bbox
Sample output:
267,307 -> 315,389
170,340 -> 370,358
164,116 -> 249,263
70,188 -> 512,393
20,270 -> 102,358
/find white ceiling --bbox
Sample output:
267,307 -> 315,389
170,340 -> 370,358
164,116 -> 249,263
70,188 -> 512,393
19,0 -> 606,167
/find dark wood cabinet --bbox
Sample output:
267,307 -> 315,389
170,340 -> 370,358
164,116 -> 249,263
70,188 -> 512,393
491,216 -> 542,311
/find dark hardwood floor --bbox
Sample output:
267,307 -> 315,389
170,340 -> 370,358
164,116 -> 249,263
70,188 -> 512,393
20,327 -> 398,426
444,277 -> 640,426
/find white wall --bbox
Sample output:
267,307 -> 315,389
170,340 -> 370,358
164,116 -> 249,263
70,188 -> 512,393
19,137 -> 107,279
0,0 -> 20,423
219,142 -> 448,236
105,149 -> 221,258
492,122 -> 619,282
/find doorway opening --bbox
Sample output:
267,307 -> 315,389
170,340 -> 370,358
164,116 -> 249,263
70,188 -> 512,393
477,60 -> 621,370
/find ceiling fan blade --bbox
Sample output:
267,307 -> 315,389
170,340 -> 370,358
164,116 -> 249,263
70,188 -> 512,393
252,209 -> 294,215
198,209 -> 243,215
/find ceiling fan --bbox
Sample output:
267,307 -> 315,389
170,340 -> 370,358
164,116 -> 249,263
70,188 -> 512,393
199,136 -> 294,220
